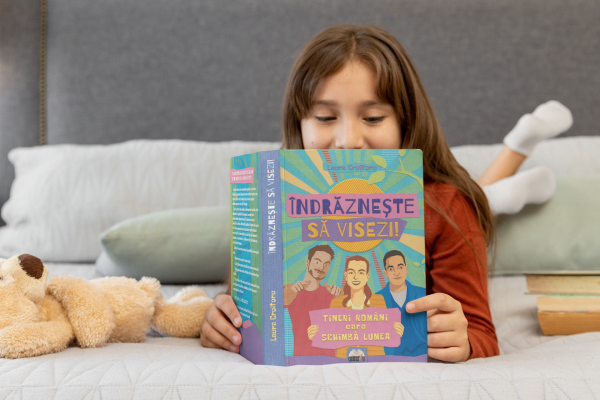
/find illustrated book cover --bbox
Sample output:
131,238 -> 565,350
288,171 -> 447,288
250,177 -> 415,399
230,149 -> 427,366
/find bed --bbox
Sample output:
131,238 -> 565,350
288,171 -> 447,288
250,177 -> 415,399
1,0 -> 600,398
0,261 -> 597,398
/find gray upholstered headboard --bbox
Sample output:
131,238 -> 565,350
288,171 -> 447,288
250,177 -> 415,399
1,0 -> 599,222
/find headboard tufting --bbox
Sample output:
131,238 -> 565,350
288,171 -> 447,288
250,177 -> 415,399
1,0 -> 599,220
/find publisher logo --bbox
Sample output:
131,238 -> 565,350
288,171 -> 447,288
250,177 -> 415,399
346,347 -> 367,363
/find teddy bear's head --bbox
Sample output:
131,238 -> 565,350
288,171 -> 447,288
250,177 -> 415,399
0,254 -> 48,304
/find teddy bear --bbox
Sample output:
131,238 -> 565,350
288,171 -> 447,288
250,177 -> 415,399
0,254 -> 212,359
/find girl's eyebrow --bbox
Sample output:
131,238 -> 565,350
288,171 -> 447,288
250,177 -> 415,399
313,100 -> 338,107
313,100 -> 387,108
359,100 -> 387,109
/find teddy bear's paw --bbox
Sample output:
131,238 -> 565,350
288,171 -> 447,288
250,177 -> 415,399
48,276 -> 115,348
139,277 -> 161,302
152,295 -> 212,338
0,320 -> 74,358
168,286 -> 208,304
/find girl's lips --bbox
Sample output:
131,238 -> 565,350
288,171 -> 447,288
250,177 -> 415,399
352,281 -> 361,285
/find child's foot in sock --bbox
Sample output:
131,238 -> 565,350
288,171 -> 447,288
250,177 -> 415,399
503,100 -> 573,156
483,166 -> 556,215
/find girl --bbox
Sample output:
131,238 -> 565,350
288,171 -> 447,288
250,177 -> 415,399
200,25 -> 571,362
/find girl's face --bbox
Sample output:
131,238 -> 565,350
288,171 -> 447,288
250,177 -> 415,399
301,61 -> 401,150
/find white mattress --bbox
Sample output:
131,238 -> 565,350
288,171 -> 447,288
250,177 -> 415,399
1,263 -> 599,399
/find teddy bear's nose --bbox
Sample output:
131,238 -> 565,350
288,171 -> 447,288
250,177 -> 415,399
18,254 -> 44,279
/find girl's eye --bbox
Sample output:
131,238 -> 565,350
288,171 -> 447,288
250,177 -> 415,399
365,116 -> 384,124
315,116 -> 336,122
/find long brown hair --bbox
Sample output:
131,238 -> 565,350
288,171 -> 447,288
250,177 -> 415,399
342,256 -> 372,308
282,25 -> 495,269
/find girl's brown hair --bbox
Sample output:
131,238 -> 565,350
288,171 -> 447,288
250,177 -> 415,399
342,256 -> 372,308
281,25 -> 495,265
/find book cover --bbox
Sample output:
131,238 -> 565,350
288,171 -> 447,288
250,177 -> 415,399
538,311 -> 600,335
525,273 -> 600,295
230,150 -> 427,366
536,295 -> 600,312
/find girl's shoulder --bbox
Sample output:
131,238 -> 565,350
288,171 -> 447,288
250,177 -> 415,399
423,180 -> 483,244
424,181 -> 476,215
424,181 -> 461,202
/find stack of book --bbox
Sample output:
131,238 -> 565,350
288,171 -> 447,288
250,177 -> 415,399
525,271 -> 600,335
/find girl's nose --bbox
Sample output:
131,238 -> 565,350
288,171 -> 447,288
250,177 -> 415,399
335,119 -> 364,149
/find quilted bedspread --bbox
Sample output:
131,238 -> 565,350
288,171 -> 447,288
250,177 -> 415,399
0,265 -> 598,399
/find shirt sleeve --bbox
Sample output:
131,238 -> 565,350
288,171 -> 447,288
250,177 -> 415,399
424,183 -> 499,359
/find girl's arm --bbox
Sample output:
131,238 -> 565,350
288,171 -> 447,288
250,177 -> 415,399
408,182 -> 499,362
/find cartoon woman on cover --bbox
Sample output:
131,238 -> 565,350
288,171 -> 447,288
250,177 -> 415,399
307,255 -> 403,358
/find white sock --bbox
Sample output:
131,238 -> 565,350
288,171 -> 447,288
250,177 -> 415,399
483,166 -> 556,215
503,100 -> 573,156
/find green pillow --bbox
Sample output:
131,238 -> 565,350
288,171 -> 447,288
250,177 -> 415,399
493,175 -> 600,275
96,206 -> 230,283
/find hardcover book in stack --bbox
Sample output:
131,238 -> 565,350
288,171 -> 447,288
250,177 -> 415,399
525,271 -> 600,335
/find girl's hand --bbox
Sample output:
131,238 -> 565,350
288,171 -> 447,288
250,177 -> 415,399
200,294 -> 243,353
406,293 -> 471,362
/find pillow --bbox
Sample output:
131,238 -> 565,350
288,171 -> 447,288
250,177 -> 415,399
0,139 -> 279,261
493,175 -> 600,275
96,206 -> 229,284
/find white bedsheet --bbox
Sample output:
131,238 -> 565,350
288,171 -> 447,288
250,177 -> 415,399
0,264 -> 598,399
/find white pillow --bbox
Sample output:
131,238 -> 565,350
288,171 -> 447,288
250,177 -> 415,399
2,136 -> 597,262
0,140 -> 280,261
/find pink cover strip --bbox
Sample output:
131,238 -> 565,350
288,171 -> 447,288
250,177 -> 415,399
230,167 -> 255,184
309,307 -> 401,349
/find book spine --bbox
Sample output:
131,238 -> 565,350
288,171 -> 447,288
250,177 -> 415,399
260,150 -> 285,366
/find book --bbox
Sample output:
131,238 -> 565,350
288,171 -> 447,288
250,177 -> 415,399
524,271 -> 600,335
538,311 -> 600,335
524,272 -> 600,295
536,295 -> 600,312
230,149 -> 427,366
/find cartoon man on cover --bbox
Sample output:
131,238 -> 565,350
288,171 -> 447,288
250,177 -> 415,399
284,244 -> 342,356
377,250 -> 427,356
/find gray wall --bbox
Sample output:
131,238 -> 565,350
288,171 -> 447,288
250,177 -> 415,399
1,0 -> 599,218
0,0 -> 42,224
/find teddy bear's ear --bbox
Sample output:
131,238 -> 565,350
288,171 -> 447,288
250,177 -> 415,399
17,254 -> 44,280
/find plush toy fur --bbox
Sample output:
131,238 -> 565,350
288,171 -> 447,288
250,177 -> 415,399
0,254 -> 212,358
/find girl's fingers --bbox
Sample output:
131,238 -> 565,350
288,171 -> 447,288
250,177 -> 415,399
206,307 -> 242,347
214,294 -> 242,328
201,323 -> 239,353
427,346 -> 466,363
427,331 -> 465,348
406,293 -> 459,314
427,313 -> 465,333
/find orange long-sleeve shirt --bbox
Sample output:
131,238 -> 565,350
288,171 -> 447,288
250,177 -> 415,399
424,182 -> 499,359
